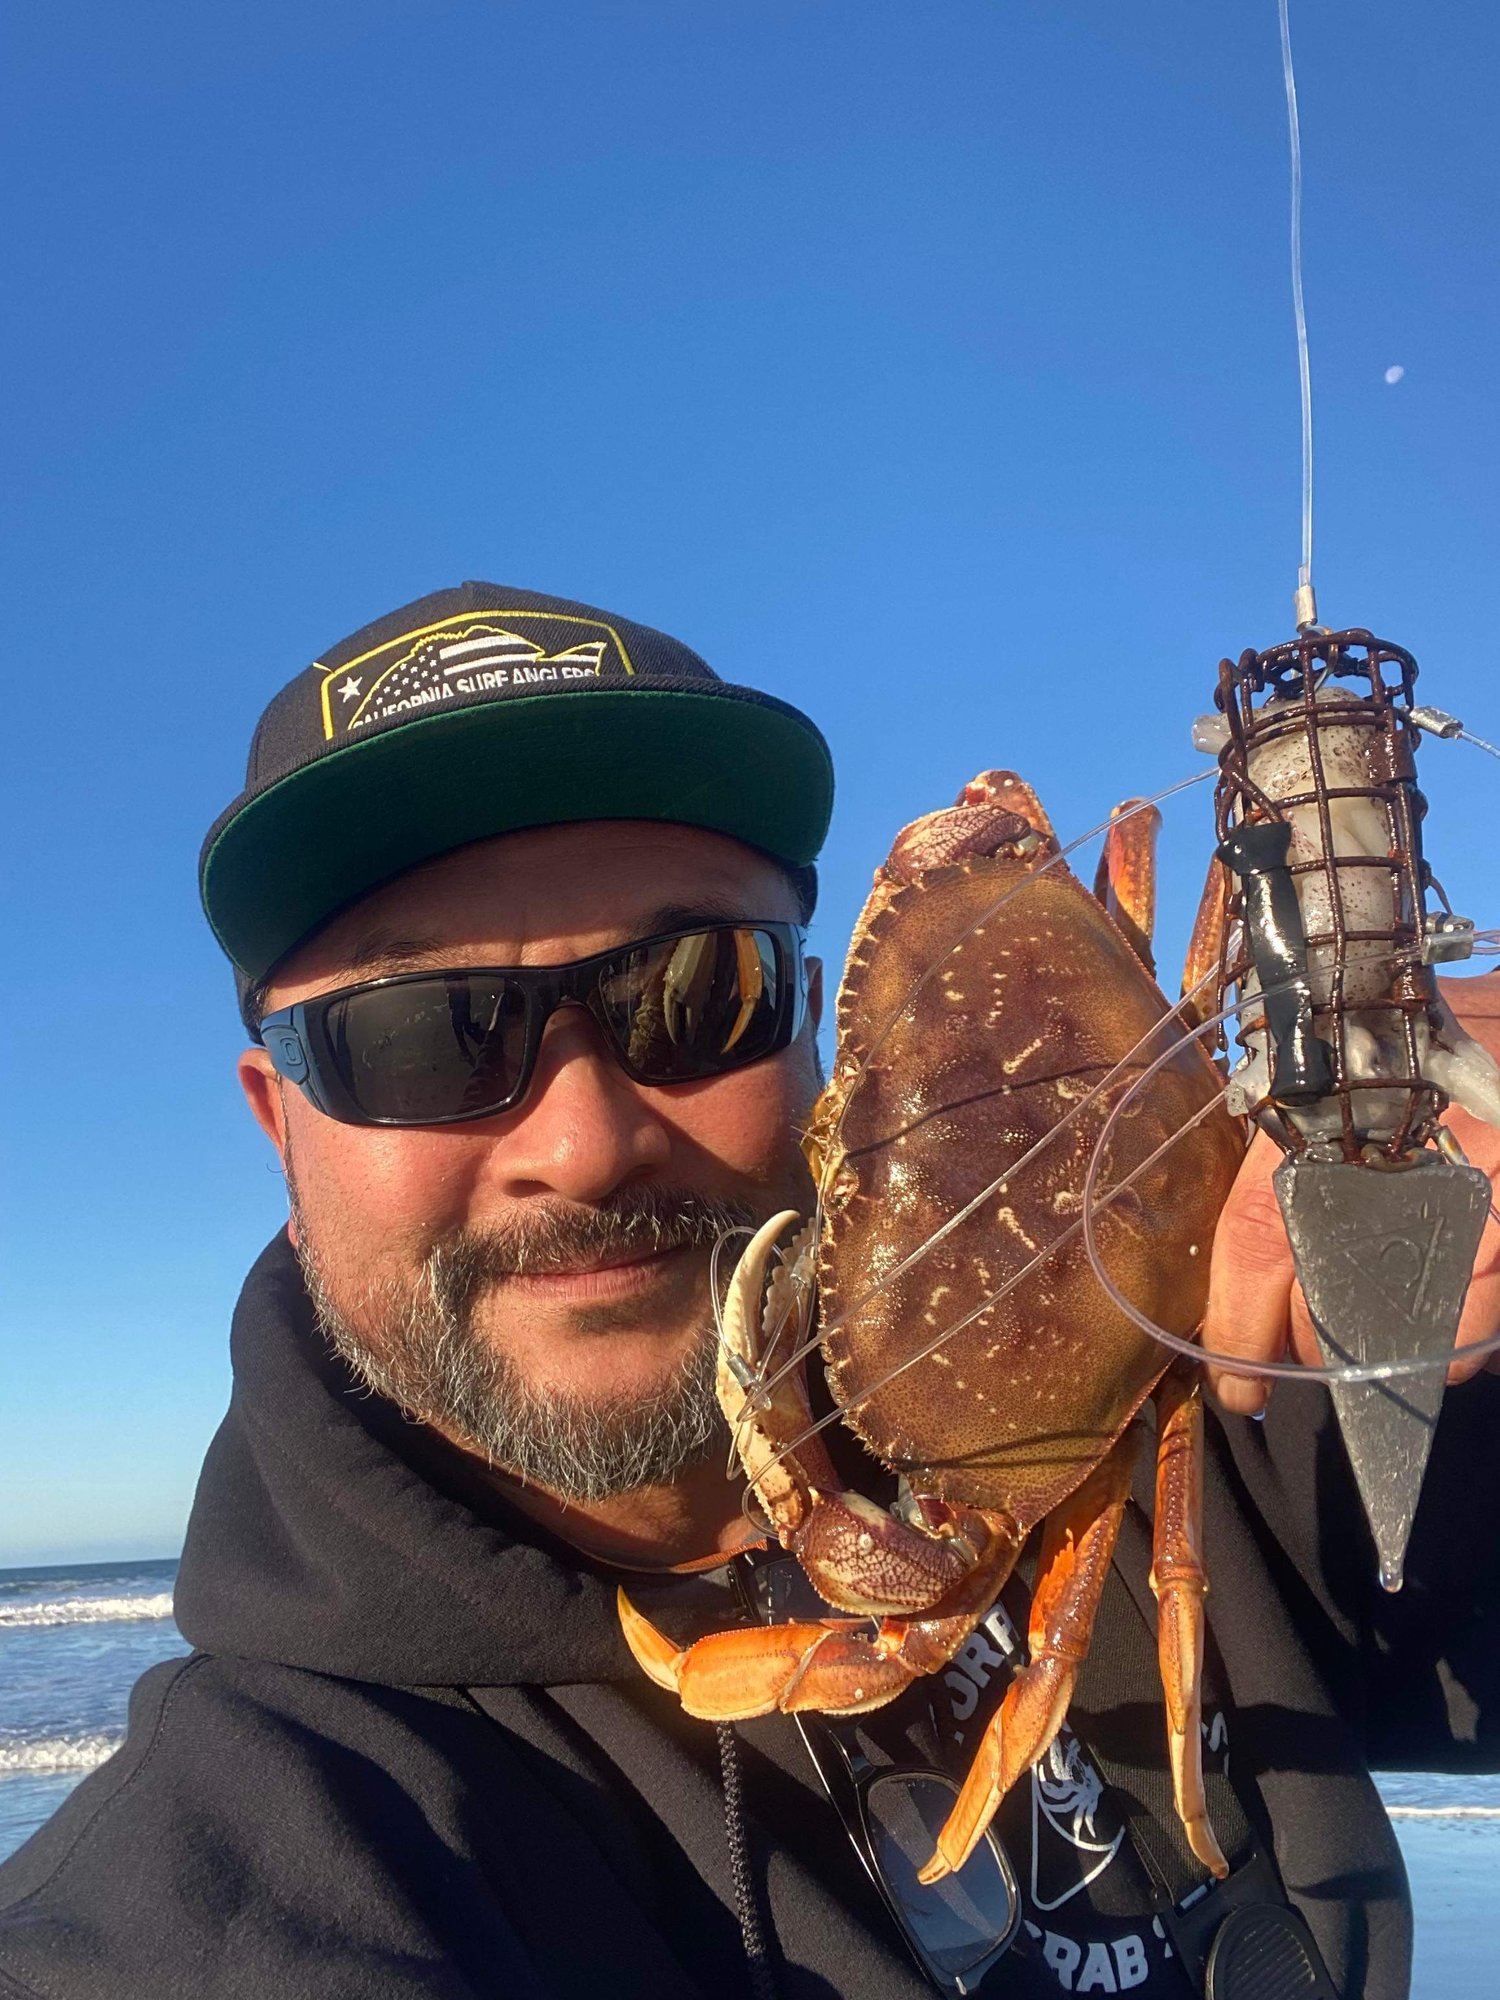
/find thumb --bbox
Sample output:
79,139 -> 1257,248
1201,1131 -> 1295,1417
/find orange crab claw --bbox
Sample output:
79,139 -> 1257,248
616,1589 -> 687,1692
616,1591 -> 917,1721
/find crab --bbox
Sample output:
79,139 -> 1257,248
619,772 -> 1245,1884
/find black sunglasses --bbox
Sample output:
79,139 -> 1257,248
257,920 -> 810,1128
742,1559 -> 1020,1995
795,1716 -> 1021,1995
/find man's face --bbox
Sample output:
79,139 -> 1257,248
238,820 -> 822,1499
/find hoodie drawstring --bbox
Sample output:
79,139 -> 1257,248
717,1722 -> 778,2000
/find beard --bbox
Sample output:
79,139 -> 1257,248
288,1176 -> 763,1503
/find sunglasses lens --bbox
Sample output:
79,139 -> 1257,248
322,976 -> 529,1123
863,1772 -> 1019,1982
598,927 -> 787,1081
290,923 -> 798,1125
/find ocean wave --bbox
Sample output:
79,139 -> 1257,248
0,1733 -> 123,1777
1386,1805 -> 1500,1820
0,1593 -> 175,1630
1377,1770 -> 1500,1817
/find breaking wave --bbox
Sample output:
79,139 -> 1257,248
0,1593 -> 175,1630
1385,1805 -> 1500,1820
1377,1771 -> 1500,1819
0,1733 -> 123,1777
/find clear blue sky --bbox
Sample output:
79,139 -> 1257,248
3,1 -> 1496,1565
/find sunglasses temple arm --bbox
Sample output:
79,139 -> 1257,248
259,1007 -> 343,1120
791,930 -> 813,1041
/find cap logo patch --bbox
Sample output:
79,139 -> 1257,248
316,613 -> 635,739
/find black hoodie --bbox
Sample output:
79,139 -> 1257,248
0,1232 -> 1495,2000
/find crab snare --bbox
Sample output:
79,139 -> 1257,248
1185,625 -> 1500,1590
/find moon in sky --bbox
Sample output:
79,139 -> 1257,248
1384,365 -> 1405,385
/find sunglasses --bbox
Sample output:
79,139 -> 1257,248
795,1716 -> 1021,1995
742,1558 -> 1020,1995
257,920 -> 810,1128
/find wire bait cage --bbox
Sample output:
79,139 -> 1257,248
1209,627 -> 1463,1164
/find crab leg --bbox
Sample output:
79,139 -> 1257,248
919,1429 -> 1139,1884
1151,1365 -> 1229,1879
1093,798 -> 1162,974
1180,855 -> 1231,1030
618,1511 -> 1025,1722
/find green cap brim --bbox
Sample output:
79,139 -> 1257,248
201,686 -> 833,980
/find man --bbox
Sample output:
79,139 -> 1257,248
1,580 -> 1495,2000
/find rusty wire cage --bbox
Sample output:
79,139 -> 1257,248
1209,627 -> 1451,1163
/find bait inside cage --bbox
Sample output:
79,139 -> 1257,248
1211,627 -> 1449,1163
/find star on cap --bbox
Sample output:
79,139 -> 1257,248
338,677 -> 362,701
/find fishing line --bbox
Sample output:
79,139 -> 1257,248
709,1227 -> 750,1355
710,1224 -> 759,1477
733,971 -> 1500,1529
711,1217 -> 816,1479
820,775 -> 1213,1154
805,772 -> 1215,1272
1080,1002 -> 1500,1384
735,1085 -> 1235,1530
721,1243 -> 817,1478
1278,0 -> 1316,623
737,962 -> 1224,1421
718,828 -> 1220,1518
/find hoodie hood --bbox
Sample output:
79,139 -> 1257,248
174,1231 -> 637,1688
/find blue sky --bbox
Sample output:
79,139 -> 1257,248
3,0 -> 1496,1565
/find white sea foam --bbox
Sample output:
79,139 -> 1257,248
1377,1770 -> 1500,1818
0,1592 -> 175,1630
0,1732 -> 123,1777
1386,1805 -> 1500,1820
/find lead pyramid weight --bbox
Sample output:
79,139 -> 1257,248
1273,1153 -> 1491,1591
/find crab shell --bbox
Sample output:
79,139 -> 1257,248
806,772 -> 1243,1529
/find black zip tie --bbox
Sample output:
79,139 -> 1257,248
717,1722 -> 778,2000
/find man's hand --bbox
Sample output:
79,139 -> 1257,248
1201,973 -> 1500,1416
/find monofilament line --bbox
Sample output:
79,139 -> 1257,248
1278,0 -> 1315,615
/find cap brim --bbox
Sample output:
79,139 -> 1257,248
200,685 -> 833,979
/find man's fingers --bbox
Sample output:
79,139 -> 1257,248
1201,1133 -> 1293,1417
1287,1278 -> 1322,1371
1201,1120 -> 1500,1399
1450,1207 -> 1500,1383
1193,975 -> 1500,1405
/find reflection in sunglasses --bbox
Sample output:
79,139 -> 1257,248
261,921 -> 803,1127
662,931 -> 719,1045
865,1771 -> 1019,1982
725,929 -> 766,1053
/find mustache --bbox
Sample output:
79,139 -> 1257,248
429,1185 -> 763,1291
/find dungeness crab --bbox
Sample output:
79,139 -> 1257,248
620,772 -> 1245,1883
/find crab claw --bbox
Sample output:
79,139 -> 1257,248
715,1209 -> 832,1539
716,1208 -> 805,1409
617,1589 -> 918,1721
617,1588 -> 687,1692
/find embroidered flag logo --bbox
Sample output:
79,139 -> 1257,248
318,616 -> 634,738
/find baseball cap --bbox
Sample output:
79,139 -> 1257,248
199,581 -> 835,984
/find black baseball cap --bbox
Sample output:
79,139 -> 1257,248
200,581 -> 835,985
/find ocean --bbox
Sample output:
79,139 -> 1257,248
1,1559 -> 1495,1988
